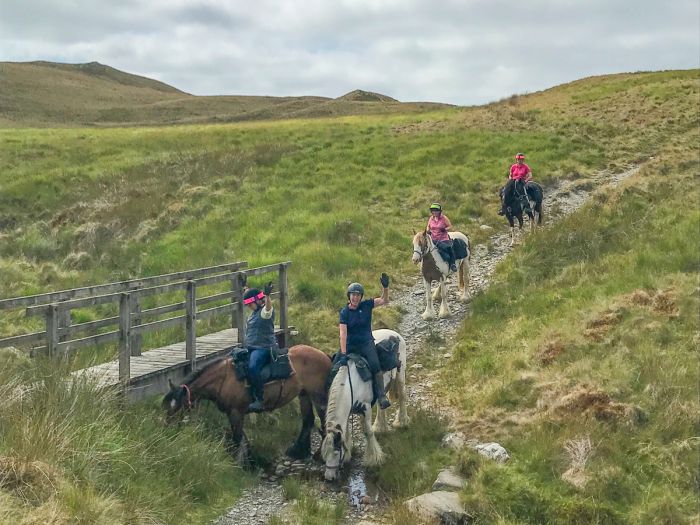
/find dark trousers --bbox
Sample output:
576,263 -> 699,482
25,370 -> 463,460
248,347 -> 271,399
436,239 -> 456,267
347,340 -> 380,374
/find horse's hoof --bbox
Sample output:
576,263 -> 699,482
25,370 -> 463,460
438,312 -> 451,319
421,312 -> 434,320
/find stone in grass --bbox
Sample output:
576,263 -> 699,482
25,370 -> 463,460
432,468 -> 466,492
474,442 -> 510,463
405,491 -> 471,525
441,432 -> 466,451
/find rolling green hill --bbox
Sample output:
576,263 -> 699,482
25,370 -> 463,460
0,68 -> 697,524
0,61 -> 450,127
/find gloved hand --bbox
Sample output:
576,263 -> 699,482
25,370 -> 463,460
440,227 -> 447,233
263,281 -> 274,296
338,354 -> 349,366
380,273 -> 389,288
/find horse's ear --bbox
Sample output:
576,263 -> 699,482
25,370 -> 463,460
168,378 -> 176,390
412,228 -> 416,235
335,423 -> 342,431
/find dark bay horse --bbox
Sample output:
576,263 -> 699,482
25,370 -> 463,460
163,344 -> 332,464
501,180 -> 544,246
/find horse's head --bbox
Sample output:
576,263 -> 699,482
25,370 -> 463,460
412,231 -> 430,264
162,379 -> 195,421
320,423 -> 347,481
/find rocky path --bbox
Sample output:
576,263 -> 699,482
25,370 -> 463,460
215,167 -> 639,525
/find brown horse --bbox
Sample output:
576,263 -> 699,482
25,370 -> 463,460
163,344 -> 332,464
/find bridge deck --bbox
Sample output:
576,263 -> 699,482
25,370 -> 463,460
74,328 -> 243,401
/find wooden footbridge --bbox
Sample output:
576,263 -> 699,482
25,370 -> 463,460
0,261 -> 291,401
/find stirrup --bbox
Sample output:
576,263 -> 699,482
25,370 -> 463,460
247,399 -> 265,413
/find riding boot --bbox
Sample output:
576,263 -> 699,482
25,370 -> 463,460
373,372 -> 391,409
449,248 -> 457,273
247,377 -> 265,413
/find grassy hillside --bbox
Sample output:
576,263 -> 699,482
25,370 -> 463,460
0,61 -> 449,127
0,69 -> 697,523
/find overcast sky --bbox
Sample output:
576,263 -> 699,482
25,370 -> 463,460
1,0 -> 698,105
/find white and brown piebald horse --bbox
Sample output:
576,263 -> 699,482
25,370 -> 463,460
321,329 -> 409,481
412,230 -> 470,319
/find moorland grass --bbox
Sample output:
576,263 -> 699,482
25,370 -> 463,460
0,69 -> 697,522
440,135 -> 699,523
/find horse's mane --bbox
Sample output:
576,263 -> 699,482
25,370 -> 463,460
181,355 -> 228,386
325,365 -> 348,431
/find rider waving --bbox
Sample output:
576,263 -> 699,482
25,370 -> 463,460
338,274 -> 391,410
500,153 -> 533,215
243,282 -> 276,413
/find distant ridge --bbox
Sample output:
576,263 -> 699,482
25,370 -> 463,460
0,61 -> 450,127
336,89 -> 398,102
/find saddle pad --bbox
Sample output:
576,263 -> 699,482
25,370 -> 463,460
230,347 -> 293,383
376,336 -> 400,372
326,352 -> 373,391
453,238 -> 469,260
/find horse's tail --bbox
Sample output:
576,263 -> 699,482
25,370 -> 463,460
538,201 -> 544,224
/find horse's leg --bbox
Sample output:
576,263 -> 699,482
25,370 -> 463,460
372,385 -> 390,434
362,402 -> 385,466
286,392 -> 313,459
432,281 -> 441,300
458,259 -> 469,302
438,278 -> 451,318
421,277 -> 434,319
228,410 -> 250,466
392,370 -> 410,428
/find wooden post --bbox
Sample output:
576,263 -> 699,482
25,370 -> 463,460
234,272 -> 246,345
118,293 -> 131,385
46,304 -> 59,357
58,303 -> 71,343
278,264 -> 289,348
185,280 -> 197,369
130,293 -> 142,356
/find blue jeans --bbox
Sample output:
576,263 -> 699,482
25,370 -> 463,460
248,347 -> 271,399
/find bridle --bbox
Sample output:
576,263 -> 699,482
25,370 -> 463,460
180,384 -> 193,409
413,234 -> 437,262
325,363 -> 355,476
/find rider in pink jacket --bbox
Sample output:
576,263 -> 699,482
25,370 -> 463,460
426,203 -> 457,272
500,153 -> 533,215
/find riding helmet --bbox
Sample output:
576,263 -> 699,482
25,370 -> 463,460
429,202 -> 442,212
347,282 -> 364,298
243,288 -> 265,305
515,153 -> 525,159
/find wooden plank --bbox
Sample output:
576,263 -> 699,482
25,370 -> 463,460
141,302 -> 185,318
0,330 -> 46,348
0,261 -> 248,310
118,293 -> 131,384
27,292 -> 121,317
131,315 -> 186,335
60,316 -> 119,338
57,330 -> 120,353
197,303 -> 231,320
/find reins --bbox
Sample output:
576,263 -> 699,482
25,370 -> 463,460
181,384 -> 193,408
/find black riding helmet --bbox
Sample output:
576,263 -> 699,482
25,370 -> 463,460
347,282 -> 364,299
243,288 -> 265,305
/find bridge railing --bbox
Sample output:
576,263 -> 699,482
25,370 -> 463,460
0,261 -> 291,384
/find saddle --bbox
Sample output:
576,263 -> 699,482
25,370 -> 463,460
230,347 -> 294,383
375,336 -> 401,372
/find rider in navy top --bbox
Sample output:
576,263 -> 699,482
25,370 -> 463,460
243,281 -> 275,413
338,273 -> 391,409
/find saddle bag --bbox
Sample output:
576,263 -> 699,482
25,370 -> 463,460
266,347 -> 293,381
376,336 -> 400,372
452,238 -> 469,260
230,348 -> 250,381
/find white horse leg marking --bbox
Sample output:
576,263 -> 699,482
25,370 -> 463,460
421,278 -> 434,319
392,371 -> 410,428
372,399 -> 389,433
438,277 -> 451,318
362,402 -> 385,466
510,226 -> 516,246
